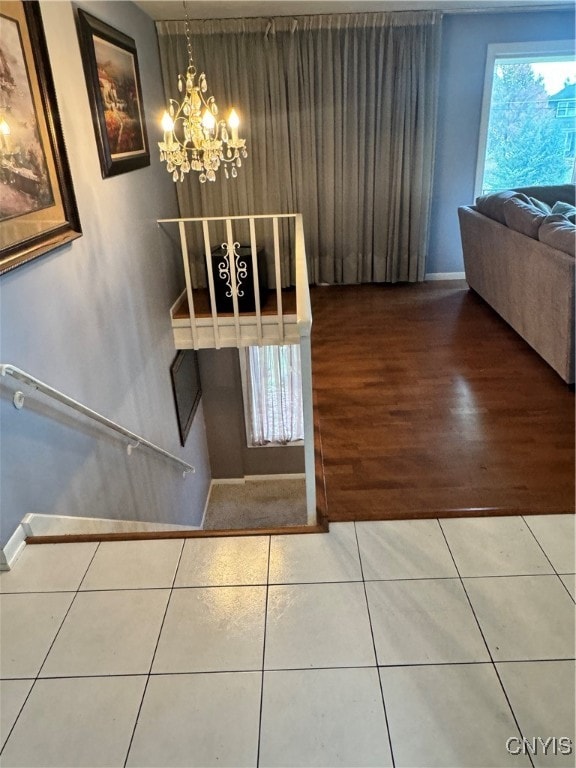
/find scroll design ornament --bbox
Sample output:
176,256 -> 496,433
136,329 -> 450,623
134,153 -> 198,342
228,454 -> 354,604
217,242 -> 247,298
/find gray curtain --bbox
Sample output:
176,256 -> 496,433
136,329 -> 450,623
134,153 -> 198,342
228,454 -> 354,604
156,12 -> 441,285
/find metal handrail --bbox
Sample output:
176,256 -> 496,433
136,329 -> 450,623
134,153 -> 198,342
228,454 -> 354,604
157,213 -> 300,223
0,364 -> 195,477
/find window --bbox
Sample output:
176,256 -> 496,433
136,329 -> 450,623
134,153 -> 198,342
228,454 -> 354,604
564,130 -> 576,158
556,100 -> 576,118
476,41 -> 576,196
240,344 -> 304,447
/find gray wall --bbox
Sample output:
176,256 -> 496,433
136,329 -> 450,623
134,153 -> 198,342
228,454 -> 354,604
198,349 -> 305,479
426,8 -> 575,276
0,0 -> 211,547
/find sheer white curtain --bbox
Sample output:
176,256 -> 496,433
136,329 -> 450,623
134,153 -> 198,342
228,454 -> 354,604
157,12 -> 441,284
244,345 -> 304,446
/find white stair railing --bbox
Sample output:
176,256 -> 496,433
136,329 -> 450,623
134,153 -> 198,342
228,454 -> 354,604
158,213 -> 311,349
0,364 -> 195,477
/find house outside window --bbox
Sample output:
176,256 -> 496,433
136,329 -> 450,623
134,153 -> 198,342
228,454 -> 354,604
476,41 -> 576,196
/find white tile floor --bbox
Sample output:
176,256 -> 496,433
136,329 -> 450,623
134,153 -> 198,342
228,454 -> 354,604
0,514 -> 574,768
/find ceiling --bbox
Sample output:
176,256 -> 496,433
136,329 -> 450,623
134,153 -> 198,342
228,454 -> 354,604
134,0 -> 573,20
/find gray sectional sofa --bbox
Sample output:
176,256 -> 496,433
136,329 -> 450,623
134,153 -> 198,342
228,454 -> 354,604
458,184 -> 575,384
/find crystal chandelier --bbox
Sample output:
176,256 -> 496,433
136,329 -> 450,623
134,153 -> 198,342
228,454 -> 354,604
158,5 -> 247,183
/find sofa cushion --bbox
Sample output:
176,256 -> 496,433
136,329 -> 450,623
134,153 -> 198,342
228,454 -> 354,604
475,190 -> 530,224
503,197 -> 547,238
538,214 -> 576,257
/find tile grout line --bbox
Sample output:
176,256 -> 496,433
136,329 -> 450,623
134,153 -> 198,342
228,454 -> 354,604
0,541 -> 102,758
4,655 -> 574,685
122,538 -> 186,768
436,519 -> 536,768
522,515 -> 576,604
256,536 -> 272,768
7,570 -> 572,595
353,521 -> 397,768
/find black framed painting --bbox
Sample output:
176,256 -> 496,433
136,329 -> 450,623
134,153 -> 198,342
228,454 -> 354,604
76,9 -> 150,178
170,350 -> 202,447
0,1 -> 81,275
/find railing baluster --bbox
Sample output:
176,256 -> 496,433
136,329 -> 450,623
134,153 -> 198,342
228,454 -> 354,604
249,217 -> 263,345
202,220 -> 220,350
225,218 -> 242,347
295,214 -> 312,337
272,216 -> 284,342
179,221 -> 198,350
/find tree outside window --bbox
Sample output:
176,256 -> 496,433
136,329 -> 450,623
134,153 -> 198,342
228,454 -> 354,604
477,43 -> 576,196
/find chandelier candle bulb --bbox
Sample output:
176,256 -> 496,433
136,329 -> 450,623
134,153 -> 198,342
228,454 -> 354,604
228,109 -> 239,142
202,109 -> 216,132
161,111 -> 174,132
161,111 -> 174,144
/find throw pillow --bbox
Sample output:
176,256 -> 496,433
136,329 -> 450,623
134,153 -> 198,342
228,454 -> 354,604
551,201 -> 576,223
514,184 -> 576,208
503,197 -> 547,238
475,190 -> 530,224
528,197 -> 552,215
538,214 -> 576,257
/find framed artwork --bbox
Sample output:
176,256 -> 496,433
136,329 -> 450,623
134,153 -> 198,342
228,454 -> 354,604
170,350 -> 202,448
0,1 -> 81,275
77,9 -> 149,178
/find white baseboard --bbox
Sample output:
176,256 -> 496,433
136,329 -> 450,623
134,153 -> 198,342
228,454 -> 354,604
211,474 -> 306,485
0,523 -> 27,571
19,513 -> 201,539
247,473 -> 306,481
211,478 -> 246,485
425,272 -> 466,281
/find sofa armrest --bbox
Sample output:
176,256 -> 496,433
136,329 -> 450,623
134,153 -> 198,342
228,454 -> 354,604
458,206 -> 575,384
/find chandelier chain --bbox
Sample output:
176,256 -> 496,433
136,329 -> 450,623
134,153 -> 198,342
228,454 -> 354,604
183,1 -> 193,69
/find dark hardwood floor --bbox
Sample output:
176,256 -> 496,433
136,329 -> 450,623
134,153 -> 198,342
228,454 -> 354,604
311,281 -> 575,521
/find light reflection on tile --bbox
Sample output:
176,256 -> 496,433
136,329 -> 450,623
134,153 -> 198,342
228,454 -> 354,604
269,523 -> 362,583
464,575 -> 575,661
441,517 -> 556,577
366,578 -> 489,664
174,536 -> 269,587
153,586 -> 266,673
356,519 -> 458,580
265,582 -> 375,669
